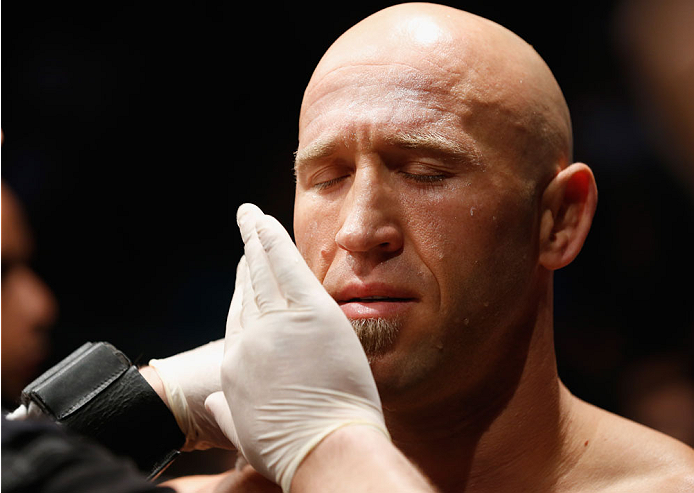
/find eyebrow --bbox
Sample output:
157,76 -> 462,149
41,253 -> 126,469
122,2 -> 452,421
293,136 -> 340,172
384,130 -> 482,166
294,129 -> 482,173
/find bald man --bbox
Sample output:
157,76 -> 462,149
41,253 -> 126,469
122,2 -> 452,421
11,3 -> 693,493
216,3 -> 694,492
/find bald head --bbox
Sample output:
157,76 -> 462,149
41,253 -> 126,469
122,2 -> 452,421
293,4 -> 597,400
299,3 -> 572,185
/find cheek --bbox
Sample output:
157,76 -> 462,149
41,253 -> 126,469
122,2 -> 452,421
412,187 -> 536,309
404,186 -> 481,268
294,197 -> 339,281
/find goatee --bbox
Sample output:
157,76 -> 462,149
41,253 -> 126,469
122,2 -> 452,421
350,317 -> 400,358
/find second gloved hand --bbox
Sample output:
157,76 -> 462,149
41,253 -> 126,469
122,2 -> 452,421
205,203 -> 389,493
148,340 -> 232,451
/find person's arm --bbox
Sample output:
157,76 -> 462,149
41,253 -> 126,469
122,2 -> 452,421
160,428 -> 439,493
139,365 -> 166,401
292,425 -> 437,493
160,469 -> 281,493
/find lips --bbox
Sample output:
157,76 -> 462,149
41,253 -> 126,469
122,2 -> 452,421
333,283 -> 418,319
342,295 -> 413,303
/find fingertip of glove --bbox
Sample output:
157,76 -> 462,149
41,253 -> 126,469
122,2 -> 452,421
237,203 -> 263,225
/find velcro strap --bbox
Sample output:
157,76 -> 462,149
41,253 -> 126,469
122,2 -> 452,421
22,342 -> 130,419
20,341 -> 184,478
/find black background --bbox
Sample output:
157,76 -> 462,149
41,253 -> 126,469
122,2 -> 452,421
3,1 -> 693,421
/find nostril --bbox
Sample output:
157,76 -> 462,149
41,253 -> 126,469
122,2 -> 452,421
378,241 -> 399,252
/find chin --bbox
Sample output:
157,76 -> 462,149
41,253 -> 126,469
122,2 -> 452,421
368,345 -> 443,407
351,317 -> 401,357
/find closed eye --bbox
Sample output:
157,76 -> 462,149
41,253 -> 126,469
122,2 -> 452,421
399,171 -> 448,184
315,174 -> 349,191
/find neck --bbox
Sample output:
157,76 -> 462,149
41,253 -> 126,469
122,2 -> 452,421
383,283 -> 588,492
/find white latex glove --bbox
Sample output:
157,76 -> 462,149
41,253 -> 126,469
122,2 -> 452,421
148,339 -> 231,451
205,203 -> 389,493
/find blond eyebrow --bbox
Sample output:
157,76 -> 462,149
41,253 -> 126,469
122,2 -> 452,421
384,130 -> 483,166
294,129 -> 483,173
294,136 -> 342,173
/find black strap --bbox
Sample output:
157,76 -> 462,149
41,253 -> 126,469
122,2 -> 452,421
21,342 -> 185,478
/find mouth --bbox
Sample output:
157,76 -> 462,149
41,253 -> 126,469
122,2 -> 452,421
336,295 -> 417,319
339,296 -> 414,304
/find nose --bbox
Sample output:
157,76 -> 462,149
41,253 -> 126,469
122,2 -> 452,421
334,167 -> 403,255
9,267 -> 58,331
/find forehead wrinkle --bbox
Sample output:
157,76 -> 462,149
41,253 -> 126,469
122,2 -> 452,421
301,62 -> 458,128
308,60 -> 458,97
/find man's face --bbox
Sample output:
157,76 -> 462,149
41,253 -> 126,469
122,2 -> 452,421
293,60 -> 542,403
1,186 -> 57,403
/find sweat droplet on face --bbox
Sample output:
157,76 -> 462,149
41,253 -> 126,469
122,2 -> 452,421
470,207 -> 476,216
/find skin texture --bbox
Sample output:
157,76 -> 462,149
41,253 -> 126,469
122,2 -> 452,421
291,3 -> 694,493
1,183 -> 57,405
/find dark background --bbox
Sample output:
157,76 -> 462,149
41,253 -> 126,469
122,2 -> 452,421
3,1 -> 693,435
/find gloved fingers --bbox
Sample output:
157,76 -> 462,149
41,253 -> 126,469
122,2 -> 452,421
205,391 -> 241,451
237,204 -> 285,312
255,213 -> 320,307
225,256 -> 246,345
236,202 -> 261,245
239,255 -> 261,324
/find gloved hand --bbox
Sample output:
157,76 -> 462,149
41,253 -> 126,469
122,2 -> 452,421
148,339 -> 235,451
205,203 -> 389,493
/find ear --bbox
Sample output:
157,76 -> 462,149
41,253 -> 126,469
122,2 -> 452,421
538,163 -> 597,270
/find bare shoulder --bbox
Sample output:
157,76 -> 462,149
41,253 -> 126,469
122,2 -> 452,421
571,398 -> 694,492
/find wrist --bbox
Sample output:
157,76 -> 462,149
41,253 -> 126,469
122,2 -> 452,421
141,364 -> 196,450
139,365 -> 169,408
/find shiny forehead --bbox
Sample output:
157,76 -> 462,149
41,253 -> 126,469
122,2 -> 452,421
298,3 -> 572,171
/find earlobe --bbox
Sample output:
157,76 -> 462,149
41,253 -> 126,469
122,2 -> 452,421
538,163 -> 597,270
